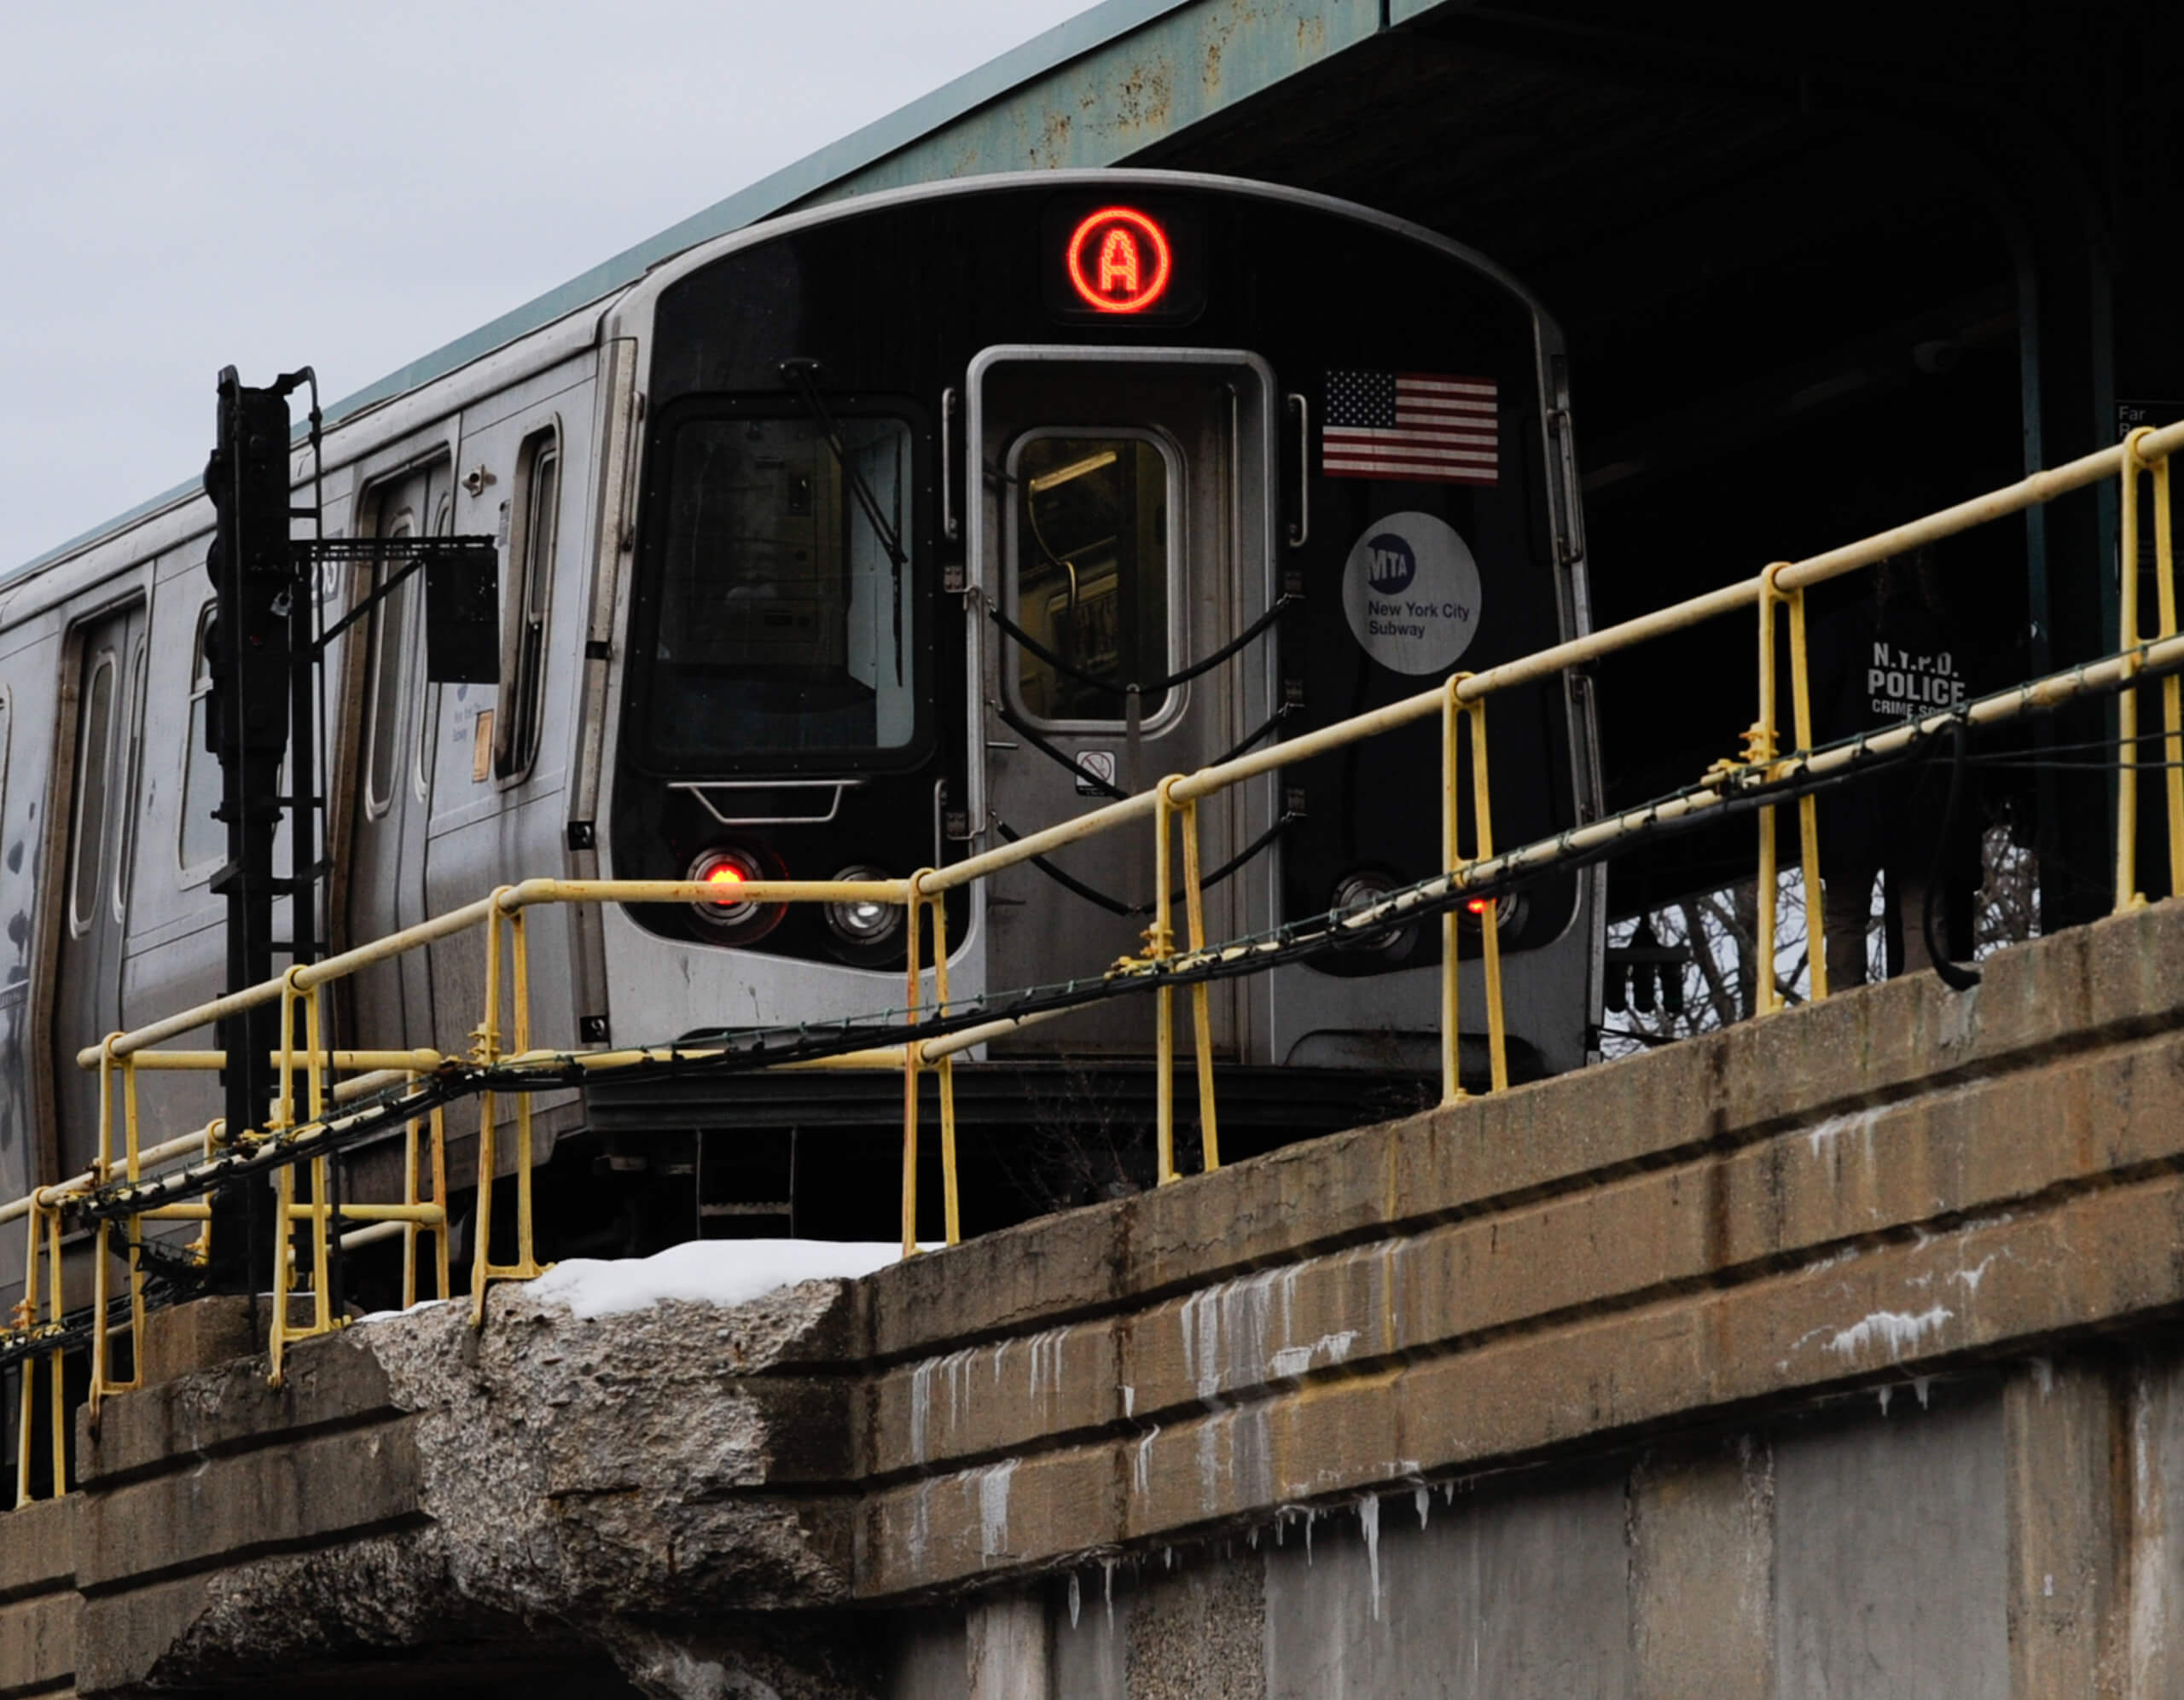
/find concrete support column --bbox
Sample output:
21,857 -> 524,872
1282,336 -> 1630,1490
967,1593 -> 1051,1700
1628,1437 -> 1775,1697
2002,1355 -> 2131,1697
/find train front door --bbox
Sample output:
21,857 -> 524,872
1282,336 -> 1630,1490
968,349 -> 1280,1057
51,599 -> 148,1177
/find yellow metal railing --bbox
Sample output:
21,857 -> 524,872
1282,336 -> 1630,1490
1,416 -> 2179,1482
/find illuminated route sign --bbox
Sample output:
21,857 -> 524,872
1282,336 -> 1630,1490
1044,195 -> 1204,324
1066,207 -> 1173,314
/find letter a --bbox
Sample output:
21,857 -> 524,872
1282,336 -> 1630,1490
1098,227 -> 1141,297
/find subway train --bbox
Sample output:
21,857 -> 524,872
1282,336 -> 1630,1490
0,171 -> 1601,1273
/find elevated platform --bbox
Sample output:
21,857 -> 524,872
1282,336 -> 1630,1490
22,897 -> 2184,1696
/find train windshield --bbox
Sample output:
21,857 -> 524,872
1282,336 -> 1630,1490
643,415 -> 915,759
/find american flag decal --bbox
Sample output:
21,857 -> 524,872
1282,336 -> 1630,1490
1322,371 -> 1498,485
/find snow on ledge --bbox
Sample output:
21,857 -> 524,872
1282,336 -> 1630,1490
526,1239 -> 907,1320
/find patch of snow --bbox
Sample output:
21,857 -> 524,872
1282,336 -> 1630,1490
978,1459 -> 1017,1559
1823,1304 -> 1953,1362
1949,1256 -> 1997,1296
527,1239 -> 904,1320
352,1297 -> 452,1326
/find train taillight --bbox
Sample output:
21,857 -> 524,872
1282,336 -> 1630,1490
688,846 -> 784,943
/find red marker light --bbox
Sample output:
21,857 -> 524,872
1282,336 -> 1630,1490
704,863 -> 746,892
1467,898 -> 1492,914
1066,206 -> 1173,314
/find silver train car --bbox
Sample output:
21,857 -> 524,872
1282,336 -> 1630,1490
0,171 -> 1600,1266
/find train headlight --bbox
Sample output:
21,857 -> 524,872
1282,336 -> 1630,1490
823,864 -> 904,953
687,846 -> 783,942
1330,869 -> 1418,961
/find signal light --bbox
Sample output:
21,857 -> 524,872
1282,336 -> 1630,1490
1466,897 -> 1491,914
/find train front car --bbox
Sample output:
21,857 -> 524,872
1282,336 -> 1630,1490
592,171 -> 1599,1235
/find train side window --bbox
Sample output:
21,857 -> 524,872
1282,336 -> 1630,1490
112,637 -> 147,922
1007,432 -> 1176,725
363,514 -> 415,819
68,649 -> 117,937
180,603 -> 224,873
496,429 -> 558,780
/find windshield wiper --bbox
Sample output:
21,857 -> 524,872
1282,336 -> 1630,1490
780,357 -> 908,682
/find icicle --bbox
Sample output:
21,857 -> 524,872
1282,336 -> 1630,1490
1103,1558 -> 1117,1629
1068,1572 -> 1082,1628
1414,1484 -> 1431,1529
1164,1546 -> 1174,1570
1361,1495 -> 1381,1619
1305,1508 -> 1316,1566
1913,1375 -> 1932,1409
1878,1384 -> 1893,1417
1248,1525 -> 1259,1550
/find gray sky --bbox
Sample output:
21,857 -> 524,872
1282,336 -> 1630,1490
0,0 -> 1092,571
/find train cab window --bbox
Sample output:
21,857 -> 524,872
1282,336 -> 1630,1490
180,604 -> 224,872
68,649 -> 117,936
496,431 -> 558,779
1008,433 -> 1173,724
644,415 -> 915,761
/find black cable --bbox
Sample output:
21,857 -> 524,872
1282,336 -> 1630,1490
1922,717 -> 1983,992
987,594 -> 1296,699
992,813 -> 1292,918
994,702 -> 1130,799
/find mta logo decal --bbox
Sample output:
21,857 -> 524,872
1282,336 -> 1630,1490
1364,533 -> 1416,595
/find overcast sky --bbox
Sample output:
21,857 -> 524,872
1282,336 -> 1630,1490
0,0 -> 1093,571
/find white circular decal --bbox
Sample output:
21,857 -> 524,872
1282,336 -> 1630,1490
1340,512 -> 1482,675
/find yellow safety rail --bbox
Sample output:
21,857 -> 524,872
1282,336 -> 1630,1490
0,416 -> 2175,1441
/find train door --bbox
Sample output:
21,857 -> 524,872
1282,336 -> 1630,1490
967,349 -> 1278,1056
51,601 -> 148,1175
344,461 -> 450,1048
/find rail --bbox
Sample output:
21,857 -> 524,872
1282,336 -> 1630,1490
3,417 -> 2178,1501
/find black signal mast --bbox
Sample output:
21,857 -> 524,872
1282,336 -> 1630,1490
199,369 -> 498,1300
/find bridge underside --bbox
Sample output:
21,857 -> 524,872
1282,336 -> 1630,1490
4,895 -> 2179,1696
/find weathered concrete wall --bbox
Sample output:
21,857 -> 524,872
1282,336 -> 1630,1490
12,897 -> 2184,1696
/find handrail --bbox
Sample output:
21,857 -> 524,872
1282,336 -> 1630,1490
5,409 -> 2177,1433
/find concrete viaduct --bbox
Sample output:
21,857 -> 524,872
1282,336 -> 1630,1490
3,895 -> 2181,1697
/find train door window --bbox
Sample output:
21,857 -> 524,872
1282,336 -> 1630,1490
67,647 -> 117,936
644,414 -> 917,761
111,636 -> 148,921
363,514 -> 415,818
180,601 -> 224,873
1006,432 -> 1176,725
413,492 -> 451,800
496,428 -> 559,780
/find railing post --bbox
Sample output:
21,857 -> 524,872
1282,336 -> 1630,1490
2120,428 -> 2153,913
900,876 -> 928,1257
16,1202 -> 42,1503
909,871 -> 961,1245
1152,785 -> 1179,1184
2151,445 -> 2183,897
1779,565 -> 1827,1002
1754,574 -> 1785,1013
1173,786 -> 1220,1172
469,896 -> 508,1326
1462,699 -> 1509,1093
90,1036 -> 115,1416
1441,676 -> 1464,1105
